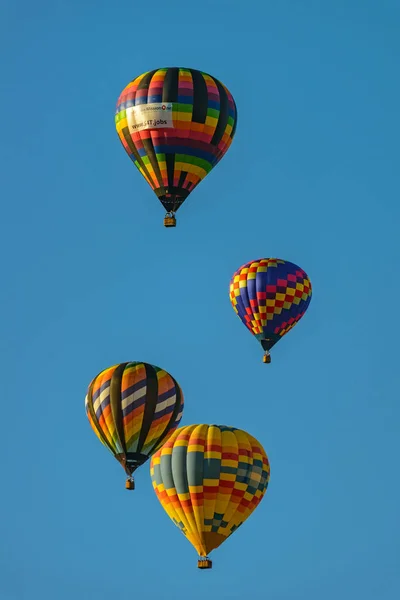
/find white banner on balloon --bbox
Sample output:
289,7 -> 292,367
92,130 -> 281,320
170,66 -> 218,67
126,103 -> 174,133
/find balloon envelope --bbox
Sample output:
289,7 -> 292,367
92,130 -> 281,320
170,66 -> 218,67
115,67 -> 238,218
229,258 -> 312,359
85,362 -> 184,484
150,424 -> 270,561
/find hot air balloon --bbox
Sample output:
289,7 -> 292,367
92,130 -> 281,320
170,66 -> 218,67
85,362 -> 184,490
150,424 -> 270,568
115,67 -> 238,227
229,258 -> 312,363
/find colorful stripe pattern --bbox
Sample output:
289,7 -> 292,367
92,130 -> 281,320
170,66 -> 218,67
115,67 -> 238,213
85,362 -> 184,476
150,424 -> 270,558
229,258 -> 312,351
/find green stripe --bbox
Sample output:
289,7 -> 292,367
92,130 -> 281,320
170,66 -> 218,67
175,154 -> 213,172
207,108 -> 220,119
174,103 -> 193,113
115,110 -> 126,122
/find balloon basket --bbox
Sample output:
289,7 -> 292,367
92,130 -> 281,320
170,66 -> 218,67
164,216 -> 176,228
198,558 -> 212,569
263,354 -> 271,364
125,477 -> 135,490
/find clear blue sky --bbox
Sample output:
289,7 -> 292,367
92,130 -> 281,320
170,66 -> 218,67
1,1 -> 399,599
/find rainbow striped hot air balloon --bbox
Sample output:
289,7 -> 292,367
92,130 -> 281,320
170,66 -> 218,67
115,67 -> 238,227
85,362 -> 184,490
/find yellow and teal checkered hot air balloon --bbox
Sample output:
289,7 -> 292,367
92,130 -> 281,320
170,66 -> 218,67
150,424 -> 270,568
85,362 -> 184,490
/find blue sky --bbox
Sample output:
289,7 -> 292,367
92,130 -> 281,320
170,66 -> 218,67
1,1 -> 399,598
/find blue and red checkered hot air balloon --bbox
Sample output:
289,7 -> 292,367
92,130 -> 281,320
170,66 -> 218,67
229,258 -> 312,363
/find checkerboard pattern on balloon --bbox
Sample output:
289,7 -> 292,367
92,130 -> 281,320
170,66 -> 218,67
229,258 -> 312,343
150,424 -> 270,557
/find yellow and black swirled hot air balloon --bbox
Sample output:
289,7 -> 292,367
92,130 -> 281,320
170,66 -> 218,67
150,424 -> 270,568
229,258 -> 312,363
85,362 -> 184,490
115,67 -> 238,227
